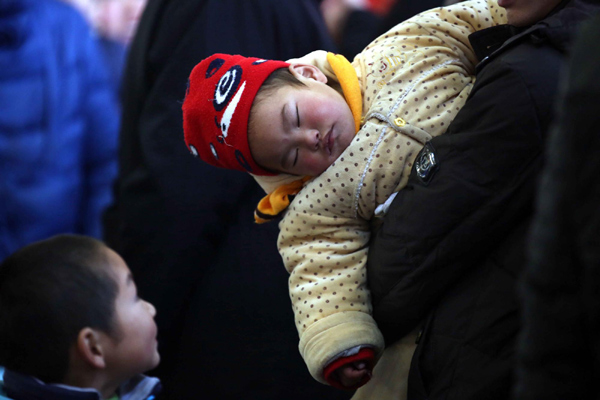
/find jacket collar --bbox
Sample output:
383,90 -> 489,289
469,24 -> 521,62
469,0 -> 598,71
2,370 -> 161,400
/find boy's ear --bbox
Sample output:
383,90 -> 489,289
76,328 -> 107,369
288,64 -> 328,84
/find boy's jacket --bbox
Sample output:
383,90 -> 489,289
0,370 -> 161,400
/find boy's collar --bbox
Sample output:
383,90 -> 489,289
119,375 -> 161,400
3,370 -> 100,400
2,370 -> 161,400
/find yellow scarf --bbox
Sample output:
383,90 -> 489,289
254,52 -> 362,223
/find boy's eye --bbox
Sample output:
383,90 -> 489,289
293,148 -> 299,167
296,105 -> 300,127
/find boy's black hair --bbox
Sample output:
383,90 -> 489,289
0,234 -> 119,383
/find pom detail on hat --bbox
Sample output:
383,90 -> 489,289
182,54 -> 289,175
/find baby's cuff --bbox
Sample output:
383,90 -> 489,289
299,311 -> 384,384
323,347 -> 375,390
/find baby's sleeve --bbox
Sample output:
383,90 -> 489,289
408,0 -> 508,69
356,0 -> 507,75
277,168 -> 385,385
349,0 -> 508,179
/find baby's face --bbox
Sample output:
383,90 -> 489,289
249,75 -> 355,176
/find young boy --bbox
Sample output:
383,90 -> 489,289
0,235 -> 161,400
183,0 -> 506,392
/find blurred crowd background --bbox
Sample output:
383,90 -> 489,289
1,1 -> 450,398
11,1 -> 598,400
60,0 -> 147,90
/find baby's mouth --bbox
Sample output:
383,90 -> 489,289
325,127 -> 334,155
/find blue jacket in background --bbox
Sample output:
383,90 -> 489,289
0,0 -> 119,260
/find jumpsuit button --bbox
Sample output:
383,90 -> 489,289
394,117 -> 406,127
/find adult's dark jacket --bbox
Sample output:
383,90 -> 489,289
102,1 -> 348,399
515,15 -> 600,400
366,1 -> 600,399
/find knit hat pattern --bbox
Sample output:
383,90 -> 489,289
182,53 -> 289,176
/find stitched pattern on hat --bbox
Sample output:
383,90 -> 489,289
218,81 -> 246,144
213,65 -> 241,112
206,58 -> 225,78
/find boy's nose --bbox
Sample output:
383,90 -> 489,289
145,300 -> 157,316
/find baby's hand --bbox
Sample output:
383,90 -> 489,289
323,348 -> 376,389
332,361 -> 373,388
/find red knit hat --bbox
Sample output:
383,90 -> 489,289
182,54 -> 290,176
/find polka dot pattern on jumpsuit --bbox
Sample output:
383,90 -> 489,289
267,0 -> 508,381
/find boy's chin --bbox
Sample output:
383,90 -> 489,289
145,348 -> 161,372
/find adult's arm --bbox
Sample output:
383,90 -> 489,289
367,40 -> 563,344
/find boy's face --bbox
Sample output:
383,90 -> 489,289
249,65 -> 356,176
102,248 -> 159,379
498,0 -> 562,27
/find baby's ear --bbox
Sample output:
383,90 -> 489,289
289,64 -> 328,84
76,327 -> 107,369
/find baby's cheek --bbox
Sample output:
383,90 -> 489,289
303,154 -> 331,176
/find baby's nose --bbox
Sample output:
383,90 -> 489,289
303,129 -> 320,149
